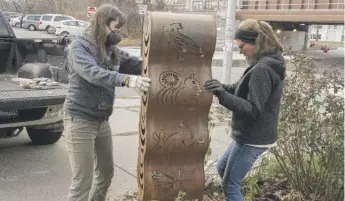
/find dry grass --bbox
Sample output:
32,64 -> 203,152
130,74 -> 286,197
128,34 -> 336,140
119,37 -> 141,47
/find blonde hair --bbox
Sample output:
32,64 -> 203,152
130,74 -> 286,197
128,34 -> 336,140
238,19 -> 283,57
86,4 -> 126,61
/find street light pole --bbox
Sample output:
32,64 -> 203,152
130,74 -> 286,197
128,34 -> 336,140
221,0 -> 237,84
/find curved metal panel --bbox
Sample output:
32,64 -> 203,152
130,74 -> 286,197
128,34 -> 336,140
137,11 -> 216,201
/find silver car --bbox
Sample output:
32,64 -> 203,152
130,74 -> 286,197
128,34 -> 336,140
22,14 -> 42,31
9,16 -> 22,27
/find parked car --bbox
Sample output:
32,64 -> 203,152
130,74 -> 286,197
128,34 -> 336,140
3,12 -> 22,21
54,20 -> 88,36
22,14 -> 42,31
9,15 -> 22,27
38,14 -> 75,33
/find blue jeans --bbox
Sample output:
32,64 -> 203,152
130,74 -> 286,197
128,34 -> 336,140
217,140 -> 267,201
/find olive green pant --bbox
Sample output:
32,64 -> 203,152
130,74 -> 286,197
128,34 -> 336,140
63,115 -> 114,201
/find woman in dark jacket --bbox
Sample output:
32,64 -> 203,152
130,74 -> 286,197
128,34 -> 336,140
204,19 -> 285,201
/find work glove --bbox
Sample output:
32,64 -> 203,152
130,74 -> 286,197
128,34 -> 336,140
124,75 -> 151,96
204,79 -> 225,96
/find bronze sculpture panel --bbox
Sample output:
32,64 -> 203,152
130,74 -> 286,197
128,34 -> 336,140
137,12 -> 216,201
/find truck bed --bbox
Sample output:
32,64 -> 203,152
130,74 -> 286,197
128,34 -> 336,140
0,75 -> 67,109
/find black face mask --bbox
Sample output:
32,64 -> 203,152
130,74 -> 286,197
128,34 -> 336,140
105,29 -> 122,45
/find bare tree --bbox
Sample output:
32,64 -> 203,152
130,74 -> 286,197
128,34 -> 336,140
152,0 -> 174,11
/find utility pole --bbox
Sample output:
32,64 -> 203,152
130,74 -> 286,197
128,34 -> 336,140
138,0 -> 148,57
316,25 -> 320,42
221,0 -> 237,84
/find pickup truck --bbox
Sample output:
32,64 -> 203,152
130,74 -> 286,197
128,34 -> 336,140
0,10 -> 69,145
0,10 -> 142,145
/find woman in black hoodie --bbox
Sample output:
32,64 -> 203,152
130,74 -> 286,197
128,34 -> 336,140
204,19 -> 285,201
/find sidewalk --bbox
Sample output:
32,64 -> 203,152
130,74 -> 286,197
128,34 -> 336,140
107,97 -> 231,199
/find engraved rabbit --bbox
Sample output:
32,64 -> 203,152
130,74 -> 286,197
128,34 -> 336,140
152,123 -> 204,149
178,122 -> 204,147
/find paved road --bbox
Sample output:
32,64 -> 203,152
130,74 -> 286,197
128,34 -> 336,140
13,27 -> 58,39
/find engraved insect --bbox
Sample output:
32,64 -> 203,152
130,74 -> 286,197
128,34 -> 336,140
178,122 -> 204,147
163,23 -> 204,60
153,129 -> 178,149
176,74 -> 203,108
152,170 -> 182,193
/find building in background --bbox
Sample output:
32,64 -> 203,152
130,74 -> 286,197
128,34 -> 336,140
172,0 -> 189,10
310,25 -> 345,42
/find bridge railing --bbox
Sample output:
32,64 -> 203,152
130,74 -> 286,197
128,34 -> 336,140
238,0 -> 345,10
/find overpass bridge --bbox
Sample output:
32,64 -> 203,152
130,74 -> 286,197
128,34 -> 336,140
236,0 -> 344,24
234,0 -> 344,50
177,0 -> 344,50
184,0 -> 344,23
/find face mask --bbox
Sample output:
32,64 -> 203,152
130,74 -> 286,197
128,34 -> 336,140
105,30 -> 122,45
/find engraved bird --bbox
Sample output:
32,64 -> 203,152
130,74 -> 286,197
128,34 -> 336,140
152,170 -> 182,193
163,23 -> 204,60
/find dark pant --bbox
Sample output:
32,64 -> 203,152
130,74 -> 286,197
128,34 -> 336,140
216,140 -> 267,201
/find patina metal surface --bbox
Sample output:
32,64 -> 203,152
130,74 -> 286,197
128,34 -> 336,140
137,12 -> 216,201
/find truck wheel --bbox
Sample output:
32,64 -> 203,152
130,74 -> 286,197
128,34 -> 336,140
27,128 -> 63,145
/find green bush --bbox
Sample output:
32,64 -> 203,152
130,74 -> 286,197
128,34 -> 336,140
269,48 -> 344,201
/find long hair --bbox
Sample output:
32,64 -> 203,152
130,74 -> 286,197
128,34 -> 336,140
238,19 -> 283,58
85,4 -> 126,61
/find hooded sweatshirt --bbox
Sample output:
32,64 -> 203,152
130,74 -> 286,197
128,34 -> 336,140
217,53 -> 286,145
63,33 -> 141,121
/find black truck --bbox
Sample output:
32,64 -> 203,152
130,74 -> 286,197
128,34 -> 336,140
0,10 -> 70,145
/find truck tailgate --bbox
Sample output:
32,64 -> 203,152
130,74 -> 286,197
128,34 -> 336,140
0,76 -> 67,109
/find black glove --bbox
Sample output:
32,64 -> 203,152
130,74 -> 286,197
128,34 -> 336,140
204,79 -> 225,96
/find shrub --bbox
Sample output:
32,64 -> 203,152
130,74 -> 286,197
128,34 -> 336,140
269,48 -> 344,201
